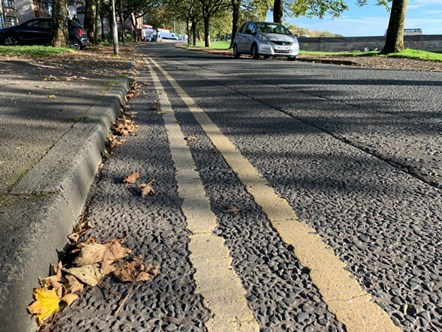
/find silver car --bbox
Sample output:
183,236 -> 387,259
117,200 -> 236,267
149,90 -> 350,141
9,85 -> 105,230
233,21 -> 299,60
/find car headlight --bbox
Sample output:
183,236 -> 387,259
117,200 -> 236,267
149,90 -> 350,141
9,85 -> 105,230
258,34 -> 270,42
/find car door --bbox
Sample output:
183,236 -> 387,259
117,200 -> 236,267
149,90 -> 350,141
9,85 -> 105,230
242,22 -> 257,53
18,19 -> 52,45
235,23 -> 247,53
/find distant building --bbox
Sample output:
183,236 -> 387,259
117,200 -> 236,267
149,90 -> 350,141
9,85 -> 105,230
1,0 -> 51,28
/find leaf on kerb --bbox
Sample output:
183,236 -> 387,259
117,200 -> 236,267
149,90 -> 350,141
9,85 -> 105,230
27,288 -> 60,326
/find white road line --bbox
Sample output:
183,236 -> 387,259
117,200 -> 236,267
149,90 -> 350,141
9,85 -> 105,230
148,57 -> 401,332
146,60 -> 259,332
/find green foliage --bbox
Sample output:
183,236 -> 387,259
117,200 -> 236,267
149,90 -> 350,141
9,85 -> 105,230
0,46 -> 74,57
195,40 -> 230,49
386,49 -> 442,62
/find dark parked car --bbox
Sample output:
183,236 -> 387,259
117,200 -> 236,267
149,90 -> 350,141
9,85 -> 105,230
0,18 -> 89,50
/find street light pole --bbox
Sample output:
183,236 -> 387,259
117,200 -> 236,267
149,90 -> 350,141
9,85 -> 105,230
112,0 -> 119,55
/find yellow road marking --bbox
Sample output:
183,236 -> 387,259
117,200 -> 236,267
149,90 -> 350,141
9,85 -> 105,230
149,57 -> 401,332
146,60 -> 259,332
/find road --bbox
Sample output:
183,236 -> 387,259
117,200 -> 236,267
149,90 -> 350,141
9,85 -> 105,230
53,44 -> 441,331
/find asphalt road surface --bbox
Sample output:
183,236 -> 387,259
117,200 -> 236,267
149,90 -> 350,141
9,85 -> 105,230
53,44 -> 441,332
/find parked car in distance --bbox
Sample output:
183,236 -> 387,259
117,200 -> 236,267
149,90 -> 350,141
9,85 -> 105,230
0,18 -> 90,50
160,32 -> 179,40
233,21 -> 299,60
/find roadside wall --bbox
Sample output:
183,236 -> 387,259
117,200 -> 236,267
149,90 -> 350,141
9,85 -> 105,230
299,35 -> 442,52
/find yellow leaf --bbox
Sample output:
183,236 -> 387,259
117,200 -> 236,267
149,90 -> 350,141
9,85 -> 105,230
47,95 -> 57,99
27,288 -> 60,326
61,293 -> 79,306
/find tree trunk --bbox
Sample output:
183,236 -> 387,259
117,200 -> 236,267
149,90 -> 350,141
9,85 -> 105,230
94,0 -> 101,44
52,0 -> 68,47
192,20 -> 197,46
273,0 -> 283,23
186,18 -> 191,45
381,0 -> 408,54
85,0 -> 97,45
203,16 -> 210,47
229,0 -> 240,49
118,12 -> 125,43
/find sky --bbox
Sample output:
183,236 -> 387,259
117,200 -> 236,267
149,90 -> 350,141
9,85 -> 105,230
267,0 -> 442,37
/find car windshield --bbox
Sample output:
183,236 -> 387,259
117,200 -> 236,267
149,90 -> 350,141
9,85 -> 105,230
256,23 -> 292,36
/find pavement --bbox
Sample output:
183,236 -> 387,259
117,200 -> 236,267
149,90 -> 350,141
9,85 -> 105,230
0,51 -> 133,331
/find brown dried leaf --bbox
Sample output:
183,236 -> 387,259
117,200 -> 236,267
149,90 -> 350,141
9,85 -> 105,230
63,264 -> 102,287
61,293 -> 79,306
225,205 -> 241,213
65,274 -> 84,294
43,75 -> 58,81
73,239 -> 131,270
184,136 -> 197,141
139,180 -> 155,198
123,172 -> 140,184
113,256 -> 160,283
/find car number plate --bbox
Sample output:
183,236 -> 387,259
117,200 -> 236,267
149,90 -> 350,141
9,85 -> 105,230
275,46 -> 290,50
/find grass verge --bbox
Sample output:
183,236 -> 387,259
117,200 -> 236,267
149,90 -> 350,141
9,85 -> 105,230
0,45 -> 74,57
300,49 -> 442,62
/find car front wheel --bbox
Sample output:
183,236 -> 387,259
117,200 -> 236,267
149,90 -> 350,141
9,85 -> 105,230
69,39 -> 81,50
4,35 -> 18,46
251,44 -> 259,60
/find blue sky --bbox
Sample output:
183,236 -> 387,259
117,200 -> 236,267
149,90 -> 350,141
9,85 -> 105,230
269,0 -> 442,36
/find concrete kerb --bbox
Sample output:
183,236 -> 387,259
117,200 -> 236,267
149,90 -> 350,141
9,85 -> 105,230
174,44 -> 361,66
0,78 -> 131,332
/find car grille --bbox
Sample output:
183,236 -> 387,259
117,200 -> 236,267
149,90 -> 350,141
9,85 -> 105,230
274,49 -> 291,54
271,41 -> 292,46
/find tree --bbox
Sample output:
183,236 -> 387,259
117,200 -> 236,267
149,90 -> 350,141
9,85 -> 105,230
381,0 -> 407,53
84,0 -> 97,45
199,0 -> 229,47
164,0 -> 202,45
52,0 -> 68,47
273,0 -> 283,23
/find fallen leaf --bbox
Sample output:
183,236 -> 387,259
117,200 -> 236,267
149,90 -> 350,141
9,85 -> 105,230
139,180 -> 155,198
63,264 -> 102,287
225,205 -> 241,213
184,136 -> 197,141
27,288 -> 60,325
73,239 -> 130,268
43,75 -> 58,81
113,256 -> 160,283
61,293 -> 79,306
65,274 -> 84,294
123,172 -> 140,184
47,95 -> 57,99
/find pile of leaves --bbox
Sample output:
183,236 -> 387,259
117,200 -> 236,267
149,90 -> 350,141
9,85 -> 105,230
27,223 -> 160,327
106,82 -> 143,151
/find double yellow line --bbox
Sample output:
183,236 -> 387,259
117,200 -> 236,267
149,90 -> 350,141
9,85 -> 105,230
147,57 -> 400,332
